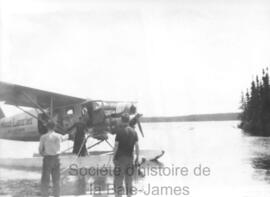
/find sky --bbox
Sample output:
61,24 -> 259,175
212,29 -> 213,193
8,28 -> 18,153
0,0 -> 270,116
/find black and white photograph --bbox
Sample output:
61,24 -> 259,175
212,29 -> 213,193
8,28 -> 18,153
0,0 -> 270,196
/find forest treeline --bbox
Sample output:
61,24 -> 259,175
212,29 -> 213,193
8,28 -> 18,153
142,113 -> 239,123
239,68 -> 270,136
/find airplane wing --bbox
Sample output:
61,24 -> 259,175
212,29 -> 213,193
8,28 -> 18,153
0,81 -> 85,109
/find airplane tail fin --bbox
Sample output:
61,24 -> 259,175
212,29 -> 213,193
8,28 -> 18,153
0,107 -> 5,119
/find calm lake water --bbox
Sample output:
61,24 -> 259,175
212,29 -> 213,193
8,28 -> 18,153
1,120 -> 270,197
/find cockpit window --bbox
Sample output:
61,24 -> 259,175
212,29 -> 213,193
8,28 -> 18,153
65,107 -> 74,115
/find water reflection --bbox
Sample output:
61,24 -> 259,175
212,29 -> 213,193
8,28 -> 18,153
61,160 -> 164,196
61,168 -> 111,196
247,136 -> 270,185
251,156 -> 270,184
252,156 -> 270,170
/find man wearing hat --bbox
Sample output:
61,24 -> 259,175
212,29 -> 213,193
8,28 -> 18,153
39,120 -> 70,197
113,113 -> 140,197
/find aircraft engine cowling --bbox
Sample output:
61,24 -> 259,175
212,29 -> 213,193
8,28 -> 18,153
82,101 -> 144,139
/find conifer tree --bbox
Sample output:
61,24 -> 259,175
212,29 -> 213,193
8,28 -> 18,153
239,68 -> 270,136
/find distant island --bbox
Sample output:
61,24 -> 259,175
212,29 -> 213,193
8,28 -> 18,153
141,112 -> 240,123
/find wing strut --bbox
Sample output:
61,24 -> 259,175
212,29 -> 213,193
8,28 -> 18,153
22,92 -> 49,117
16,105 -> 46,124
21,93 -> 65,133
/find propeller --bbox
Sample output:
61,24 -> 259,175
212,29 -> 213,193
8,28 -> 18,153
129,113 -> 144,137
137,119 -> 144,137
134,113 -> 144,137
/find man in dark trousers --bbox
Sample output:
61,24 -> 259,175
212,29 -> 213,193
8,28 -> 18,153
39,120 -> 69,197
67,116 -> 87,156
113,113 -> 139,197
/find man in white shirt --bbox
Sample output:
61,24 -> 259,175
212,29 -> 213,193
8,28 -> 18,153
39,120 -> 69,197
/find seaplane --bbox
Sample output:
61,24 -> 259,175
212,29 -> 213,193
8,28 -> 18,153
0,81 -> 164,172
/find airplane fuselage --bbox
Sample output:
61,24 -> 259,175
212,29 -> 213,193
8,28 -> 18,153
0,110 -> 40,141
0,81 -> 138,142
0,104 -> 80,141
0,100 -> 135,141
